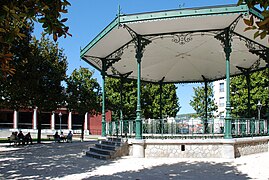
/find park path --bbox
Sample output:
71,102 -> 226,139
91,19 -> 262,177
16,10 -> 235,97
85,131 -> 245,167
0,140 -> 269,179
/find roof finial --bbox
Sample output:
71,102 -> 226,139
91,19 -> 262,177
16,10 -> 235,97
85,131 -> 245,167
117,4 -> 122,28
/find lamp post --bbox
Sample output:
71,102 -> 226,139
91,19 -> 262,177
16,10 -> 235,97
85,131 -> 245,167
257,100 -> 262,120
59,112 -> 62,132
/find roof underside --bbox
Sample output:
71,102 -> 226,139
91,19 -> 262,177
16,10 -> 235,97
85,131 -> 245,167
81,4 -> 269,83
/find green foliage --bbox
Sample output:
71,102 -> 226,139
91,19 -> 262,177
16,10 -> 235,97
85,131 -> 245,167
0,33 -> 67,112
238,0 -> 269,42
105,78 -> 137,119
0,0 -> 71,77
142,83 -> 180,119
66,68 -> 101,115
189,83 -> 217,118
105,77 -> 180,120
231,68 -> 269,118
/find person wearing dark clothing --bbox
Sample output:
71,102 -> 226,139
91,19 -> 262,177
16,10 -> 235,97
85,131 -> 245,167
24,132 -> 33,145
54,132 -> 60,142
66,131 -> 73,143
18,131 -> 25,145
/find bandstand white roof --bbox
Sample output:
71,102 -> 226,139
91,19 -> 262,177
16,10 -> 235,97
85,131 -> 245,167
80,4 -> 268,83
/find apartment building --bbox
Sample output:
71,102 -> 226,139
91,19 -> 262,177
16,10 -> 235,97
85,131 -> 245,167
213,80 -> 226,118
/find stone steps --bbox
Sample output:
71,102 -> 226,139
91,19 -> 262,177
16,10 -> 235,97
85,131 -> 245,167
86,137 -> 128,160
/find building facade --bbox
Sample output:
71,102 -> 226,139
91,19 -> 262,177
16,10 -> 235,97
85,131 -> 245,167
0,108 -> 112,136
213,80 -> 226,118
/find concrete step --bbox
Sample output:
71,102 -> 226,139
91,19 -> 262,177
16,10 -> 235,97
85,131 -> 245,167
86,137 -> 126,160
95,143 -> 117,151
89,147 -> 114,156
107,137 -> 122,142
86,151 -> 110,160
100,140 -> 121,146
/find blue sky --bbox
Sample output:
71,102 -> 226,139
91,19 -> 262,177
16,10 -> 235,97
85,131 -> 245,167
34,0 -> 237,114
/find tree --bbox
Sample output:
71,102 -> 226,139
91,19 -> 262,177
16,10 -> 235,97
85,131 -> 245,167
190,83 -> 217,118
0,0 -> 71,77
66,68 -> 101,115
230,68 -> 269,118
141,83 -> 179,119
66,68 -> 101,135
105,78 -> 137,120
238,0 -> 269,41
0,33 -> 68,142
105,77 -> 180,120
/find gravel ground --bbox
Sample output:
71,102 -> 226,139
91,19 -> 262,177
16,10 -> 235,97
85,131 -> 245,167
0,141 -> 269,180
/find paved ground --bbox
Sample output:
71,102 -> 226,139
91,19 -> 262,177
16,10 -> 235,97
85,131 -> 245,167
0,140 -> 269,180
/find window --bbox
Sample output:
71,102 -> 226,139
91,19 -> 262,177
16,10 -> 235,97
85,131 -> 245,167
219,97 -> 225,107
219,82 -> 224,92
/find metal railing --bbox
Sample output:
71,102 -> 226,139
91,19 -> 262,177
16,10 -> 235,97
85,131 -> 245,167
107,118 -> 268,139
231,118 -> 269,137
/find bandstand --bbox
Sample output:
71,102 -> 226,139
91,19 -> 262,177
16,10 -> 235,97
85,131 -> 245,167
80,4 -> 269,158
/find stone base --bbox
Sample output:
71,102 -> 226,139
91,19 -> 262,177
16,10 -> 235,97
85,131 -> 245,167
132,139 -> 145,158
128,136 -> 269,159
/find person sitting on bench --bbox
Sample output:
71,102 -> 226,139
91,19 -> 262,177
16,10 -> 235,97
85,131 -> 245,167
9,132 -> 18,145
60,132 -> 66,142
66,131 -> 73,143
24,132 -> 33,145
54,132 -> 60,142
18,131 -> 25,145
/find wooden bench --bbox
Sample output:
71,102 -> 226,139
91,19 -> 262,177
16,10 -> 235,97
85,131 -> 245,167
7,137 -> 18,145
47,134 -> 82,142
47,135 -> 55,140
73,134 -> 82,138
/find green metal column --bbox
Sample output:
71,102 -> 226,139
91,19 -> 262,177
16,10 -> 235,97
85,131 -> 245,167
246,73 -> 251,118
135,36 -> 143,140
159,82 -> 163,135
120,77 -> 123,137
224,29 -> 232,139
101,62 -> 106,137
204,81 -> 208,133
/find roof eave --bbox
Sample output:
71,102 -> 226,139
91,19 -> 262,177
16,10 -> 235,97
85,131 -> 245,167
80,4 -> 249,59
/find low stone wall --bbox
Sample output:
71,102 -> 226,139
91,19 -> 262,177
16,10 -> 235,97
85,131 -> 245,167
234,137 -> 269,157
128,136 -> 269,159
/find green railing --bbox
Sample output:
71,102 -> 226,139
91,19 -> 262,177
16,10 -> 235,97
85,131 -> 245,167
231,118 -> 269,137
107,118 -> 225,139
107,118 -> 269,139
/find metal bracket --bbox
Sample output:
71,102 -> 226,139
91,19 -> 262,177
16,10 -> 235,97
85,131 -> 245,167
123,24 -> 151,55
236,66 -> 251,75
249,49 -> 269,65
101,57 -> 121,72
215,15 -> 241,47
119,71 -> 133,79
201,75 -> 208,82
234,33 -> 269,65
83,55 -> 102,69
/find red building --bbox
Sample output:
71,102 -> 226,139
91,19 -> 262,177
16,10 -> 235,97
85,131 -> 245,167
0,108 -> 112,135
89,111 -> 112,135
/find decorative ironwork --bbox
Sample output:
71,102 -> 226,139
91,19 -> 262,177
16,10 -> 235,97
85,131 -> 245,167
108,49 -> 123,60
123,24 -> 137,40
123,24 -> 151,55
145,31 -> 221,45
215,15 -> 241,47
235,35 -> 269,65
249,50 -> 269,65
101,57 -> 121,72
110,66 -> 120,75
251,58 -> 262,69
83,55 -> 102,68
172,33 -> 193,45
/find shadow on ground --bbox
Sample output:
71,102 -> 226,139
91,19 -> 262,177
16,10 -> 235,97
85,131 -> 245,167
0,142 -> 251,180
0,141 -> 111,179
86,161 -> 250,180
